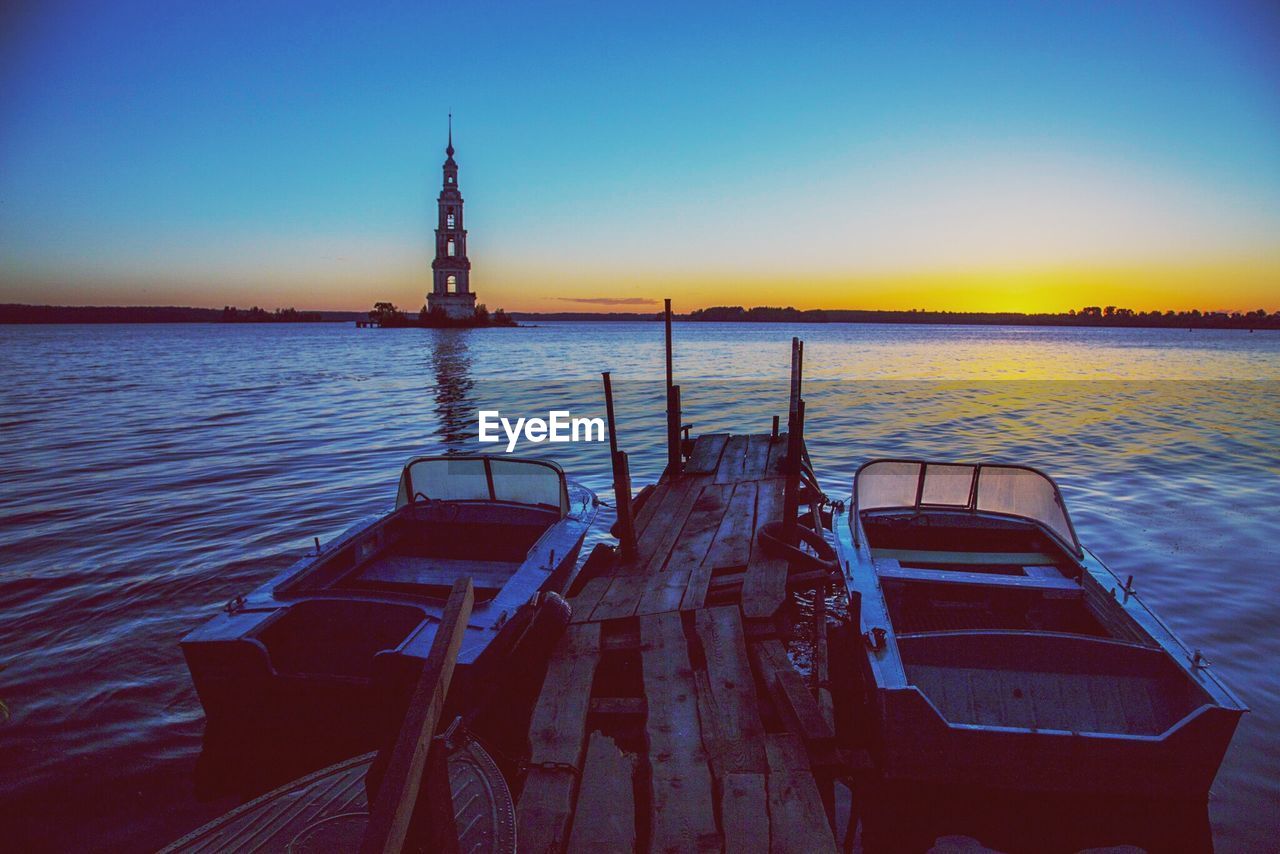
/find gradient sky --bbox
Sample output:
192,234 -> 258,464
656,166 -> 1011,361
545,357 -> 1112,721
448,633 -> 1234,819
2,1 -> 1278,313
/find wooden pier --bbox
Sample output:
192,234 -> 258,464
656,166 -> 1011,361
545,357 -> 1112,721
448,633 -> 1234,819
516,430 -> 844,852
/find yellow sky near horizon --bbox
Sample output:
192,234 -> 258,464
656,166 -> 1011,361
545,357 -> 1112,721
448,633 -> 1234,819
8,253 -> 1276,315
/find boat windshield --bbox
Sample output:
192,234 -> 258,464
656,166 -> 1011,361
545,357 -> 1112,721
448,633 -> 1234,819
395,456 -> 569,515
855,459 -> 1080,554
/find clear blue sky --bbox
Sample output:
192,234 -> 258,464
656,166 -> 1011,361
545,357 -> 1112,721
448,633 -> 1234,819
2,1 -> 1278,312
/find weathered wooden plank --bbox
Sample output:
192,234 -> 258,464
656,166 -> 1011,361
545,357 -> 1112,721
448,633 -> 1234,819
568,576 -> 612,624
750,639 -> 835,744
517,767 -> 577,854
566,734 -> 636,853
633,481 -> 671,539
714,435 -> 751,484
742,479 -> 789,619
765,734 -> 837,853
692,670 -> 723,778
771,668 -> 837,744
361,578 -> 473,854
518,622 -> 602,851
590,471 -> 698,617
685,433 -> 730,474
694,606 -> 768,773
590,575 -> 650,622
681,481 -> 755,610
527,622 -> 601,765
765,433 -> 789,478
765,732 -> 811,771
752,638 -> 792,674
722,772 -> 770,853
675,483 -> 737,612
637,483 -> 729,616
703,480 -> 756,570
633,476 -> 703,573
742,434 -> 773,479
640,612 -> 719,853
589,696 -> 647,716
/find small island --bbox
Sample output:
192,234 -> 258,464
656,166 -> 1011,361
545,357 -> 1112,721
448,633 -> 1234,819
362,301 -> 517,329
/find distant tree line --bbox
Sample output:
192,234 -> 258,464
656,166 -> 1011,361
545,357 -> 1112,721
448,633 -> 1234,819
0,304 -> 358,323
367,301 -> 517,328
686,305 -> 1280,329
220,305 -> 325,322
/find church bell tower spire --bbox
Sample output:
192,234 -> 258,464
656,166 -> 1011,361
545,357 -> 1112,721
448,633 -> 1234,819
427,115 -> 476,320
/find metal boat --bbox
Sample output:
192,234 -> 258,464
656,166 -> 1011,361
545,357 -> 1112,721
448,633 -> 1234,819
182,455 -> 597,729
833,459 -> 1245,797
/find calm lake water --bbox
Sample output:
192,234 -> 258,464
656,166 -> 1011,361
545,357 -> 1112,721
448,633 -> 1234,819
1,321 -> 1277,851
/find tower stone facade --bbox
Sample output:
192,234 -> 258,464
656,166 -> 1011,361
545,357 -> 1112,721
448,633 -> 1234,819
427,116 -> 477,320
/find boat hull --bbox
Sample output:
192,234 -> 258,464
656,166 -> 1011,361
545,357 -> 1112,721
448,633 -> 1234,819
872,682 -> 1243,797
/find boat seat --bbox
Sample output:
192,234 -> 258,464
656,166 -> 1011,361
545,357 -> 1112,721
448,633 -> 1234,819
874,559 -> 1080,593
358,554 -> 520,590
870,548 -> 1058,566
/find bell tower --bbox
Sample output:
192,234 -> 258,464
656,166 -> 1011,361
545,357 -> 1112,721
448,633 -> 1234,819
427,114 -> 477,320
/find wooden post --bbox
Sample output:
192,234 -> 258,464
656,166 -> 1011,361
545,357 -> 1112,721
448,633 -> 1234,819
360,577 -> 474,854
782,338 -> 804,543
602,371 -> 619,458
772,414 -> 780,440
663,299 -> 681,478
664,298 -> 673,391
613,450 -> 638,559
667,384 -> 682,478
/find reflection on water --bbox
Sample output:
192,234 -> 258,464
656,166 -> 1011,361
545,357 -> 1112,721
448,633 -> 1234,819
426,328 -> 474,448
0,322 -> 1276,851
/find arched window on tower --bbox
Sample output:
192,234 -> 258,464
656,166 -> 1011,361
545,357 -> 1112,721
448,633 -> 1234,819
446,275 -> 457,293
447,239 -> 456,257
446,211 -> 455,228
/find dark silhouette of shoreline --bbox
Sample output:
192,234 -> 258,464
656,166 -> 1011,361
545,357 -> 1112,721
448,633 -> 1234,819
683,305 -> 1280,329
4,302 -> 1277,329
0,304 -> 360,323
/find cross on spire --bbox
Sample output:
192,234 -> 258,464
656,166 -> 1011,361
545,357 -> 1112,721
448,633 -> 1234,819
446,113 -> 454,157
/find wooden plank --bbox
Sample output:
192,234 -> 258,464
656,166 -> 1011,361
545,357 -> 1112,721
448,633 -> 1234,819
590,575 -> 650,622
589,696 -> 647,716
633,481 -> 675,540
517,768 -> 577,854
765,734 -> 837,853
685,433 -> 730,474
742,434 -> 773,479
568,576 -> 612,623
771,667 -> 837,744
361,578 -> 474,854
693,606 -> 768,772
742,480 -> 789,619
527,623 -> 601,765
765,433 -> 789,478
714,434 -> 750,484
703,480 -> 756,570
517,623 -> 602,851
682,481 -> 756,610
765,732 -> 811,770
637,483 -> 729,616
640,612 -> 720,853
670,483 -> 732,612
566,734 -> 636,853
722,772 -> 769,853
